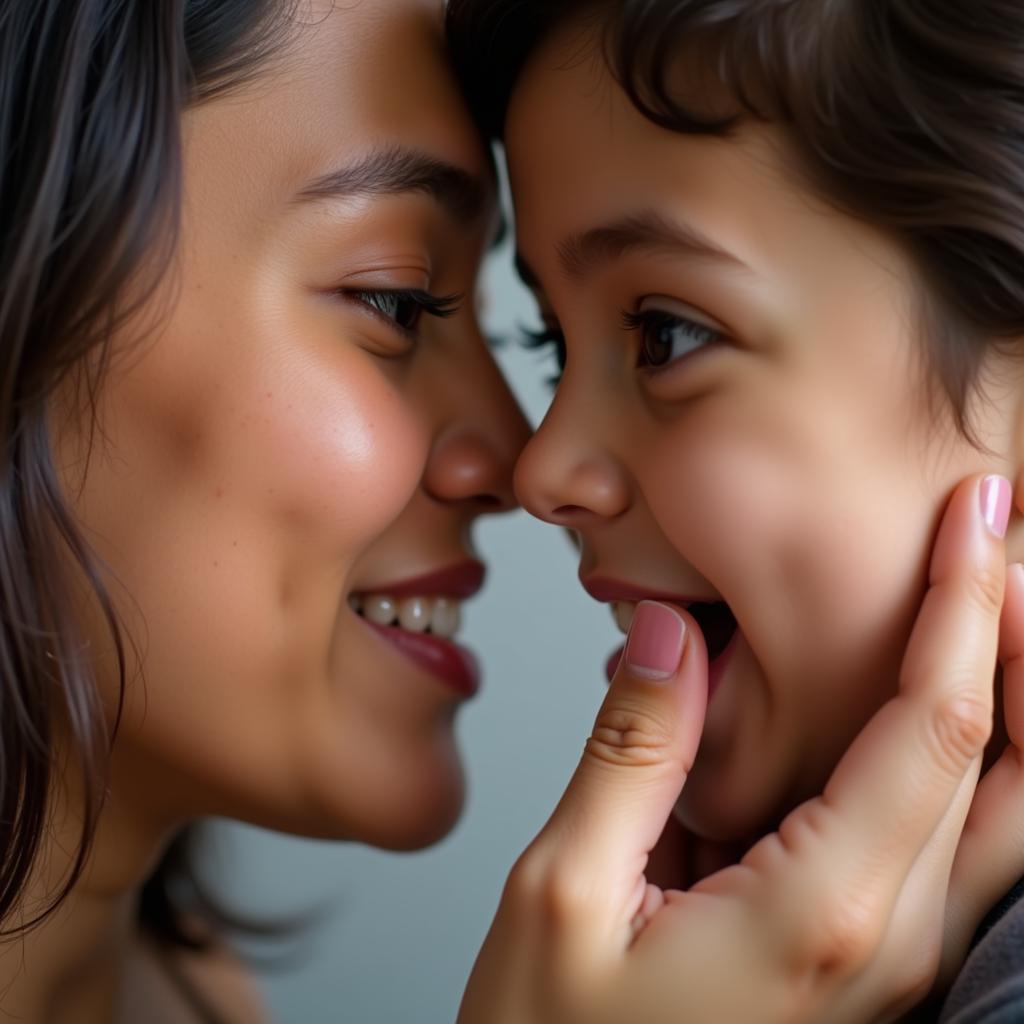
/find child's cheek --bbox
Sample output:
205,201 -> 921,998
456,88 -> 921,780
643,419 -> 931,685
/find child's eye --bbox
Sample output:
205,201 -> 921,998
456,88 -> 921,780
345,288 -> 461,341
521,324 -> 567,387
622,302 -> 725,372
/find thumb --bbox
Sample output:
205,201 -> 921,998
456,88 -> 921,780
540,602 -> 709,916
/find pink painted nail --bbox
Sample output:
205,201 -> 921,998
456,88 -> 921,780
981,475 -> 1012,539
624,602 -> 686,681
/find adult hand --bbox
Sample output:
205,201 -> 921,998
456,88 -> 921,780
460,474 -> 1024,1024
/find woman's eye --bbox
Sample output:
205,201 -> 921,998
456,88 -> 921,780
521,324 -> 566,387
347,289 -> 461,340
622,308 -> 724,370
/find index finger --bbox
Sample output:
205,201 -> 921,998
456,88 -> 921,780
809,474 -> 1008,892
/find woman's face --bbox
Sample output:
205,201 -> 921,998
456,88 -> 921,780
57,0 -> 529,850
507,23 -> 1022,840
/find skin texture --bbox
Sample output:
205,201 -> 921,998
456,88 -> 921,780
2,2 -> 529,1020
506,20 -> 1024,842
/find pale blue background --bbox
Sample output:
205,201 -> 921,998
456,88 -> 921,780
204,207 -> 620,1023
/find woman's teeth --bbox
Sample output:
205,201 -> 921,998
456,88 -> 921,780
612,601 -> 637,635
349,594 -> 462,640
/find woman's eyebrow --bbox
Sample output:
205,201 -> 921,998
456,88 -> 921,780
294,144 -> 491,225
556,210 -> 755,281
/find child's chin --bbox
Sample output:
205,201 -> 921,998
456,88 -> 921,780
671,777 -> 781,844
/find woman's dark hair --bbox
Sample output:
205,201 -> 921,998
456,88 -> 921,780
447,0 -> 1024,441
0,0 -> 296,969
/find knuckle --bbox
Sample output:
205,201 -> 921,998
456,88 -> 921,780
538,864 -> 594,927
926,692 -> 992,776
505,847 -> 546,904
776,799 -> 838,856
585,701 -> 675,770
796,889 -> 883,978
504,848 -> 592,929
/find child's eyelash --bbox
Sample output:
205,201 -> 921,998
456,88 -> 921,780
346,288 -> 462,339
621,307 -> 724,371
620,308 -> 720,340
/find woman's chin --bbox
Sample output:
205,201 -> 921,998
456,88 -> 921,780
339,748 -> 467,851
237,738 -> 467,850
376,802 -> 464,851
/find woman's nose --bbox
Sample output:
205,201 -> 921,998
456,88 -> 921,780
421,330 -> 532,513
513,411 -> 630,527
423,425 -> 522,511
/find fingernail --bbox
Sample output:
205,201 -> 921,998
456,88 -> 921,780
624,601 -> 686,681
980,475 -> 1011,539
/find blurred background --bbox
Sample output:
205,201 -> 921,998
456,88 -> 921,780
202,172 -> 619,1023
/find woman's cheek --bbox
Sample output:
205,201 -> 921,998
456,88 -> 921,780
245,355 -> 430,548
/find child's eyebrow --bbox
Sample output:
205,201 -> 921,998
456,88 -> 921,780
555,210 -> 755,282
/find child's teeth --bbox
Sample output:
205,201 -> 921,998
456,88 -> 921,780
613,601 -> 637,635
398,596 -> 434,633
364,594 -> 397,626
431,598 -> 461,639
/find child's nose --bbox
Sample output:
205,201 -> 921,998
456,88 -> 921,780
514,418 -> 630,527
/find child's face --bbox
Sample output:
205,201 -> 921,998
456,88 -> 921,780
506,23 -> 1021,840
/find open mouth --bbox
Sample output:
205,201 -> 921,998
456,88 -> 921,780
345,561 -> 484,698
348,593 -> 462,639
348,592 -> 477,697
613,599 -> 738,661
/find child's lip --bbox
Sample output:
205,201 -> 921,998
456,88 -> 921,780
605,627 -> 740,698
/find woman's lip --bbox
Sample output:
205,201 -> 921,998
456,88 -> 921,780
355,560 -> 486,600
361,618 -> 480,698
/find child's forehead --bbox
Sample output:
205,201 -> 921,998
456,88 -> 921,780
510,89 -> 881,286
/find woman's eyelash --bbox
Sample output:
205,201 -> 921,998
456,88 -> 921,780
520,324 -> 567,385
346,288 -> 462,339
520,325 -> 565,353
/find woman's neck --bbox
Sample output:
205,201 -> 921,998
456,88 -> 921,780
0,783 -> 177,1024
